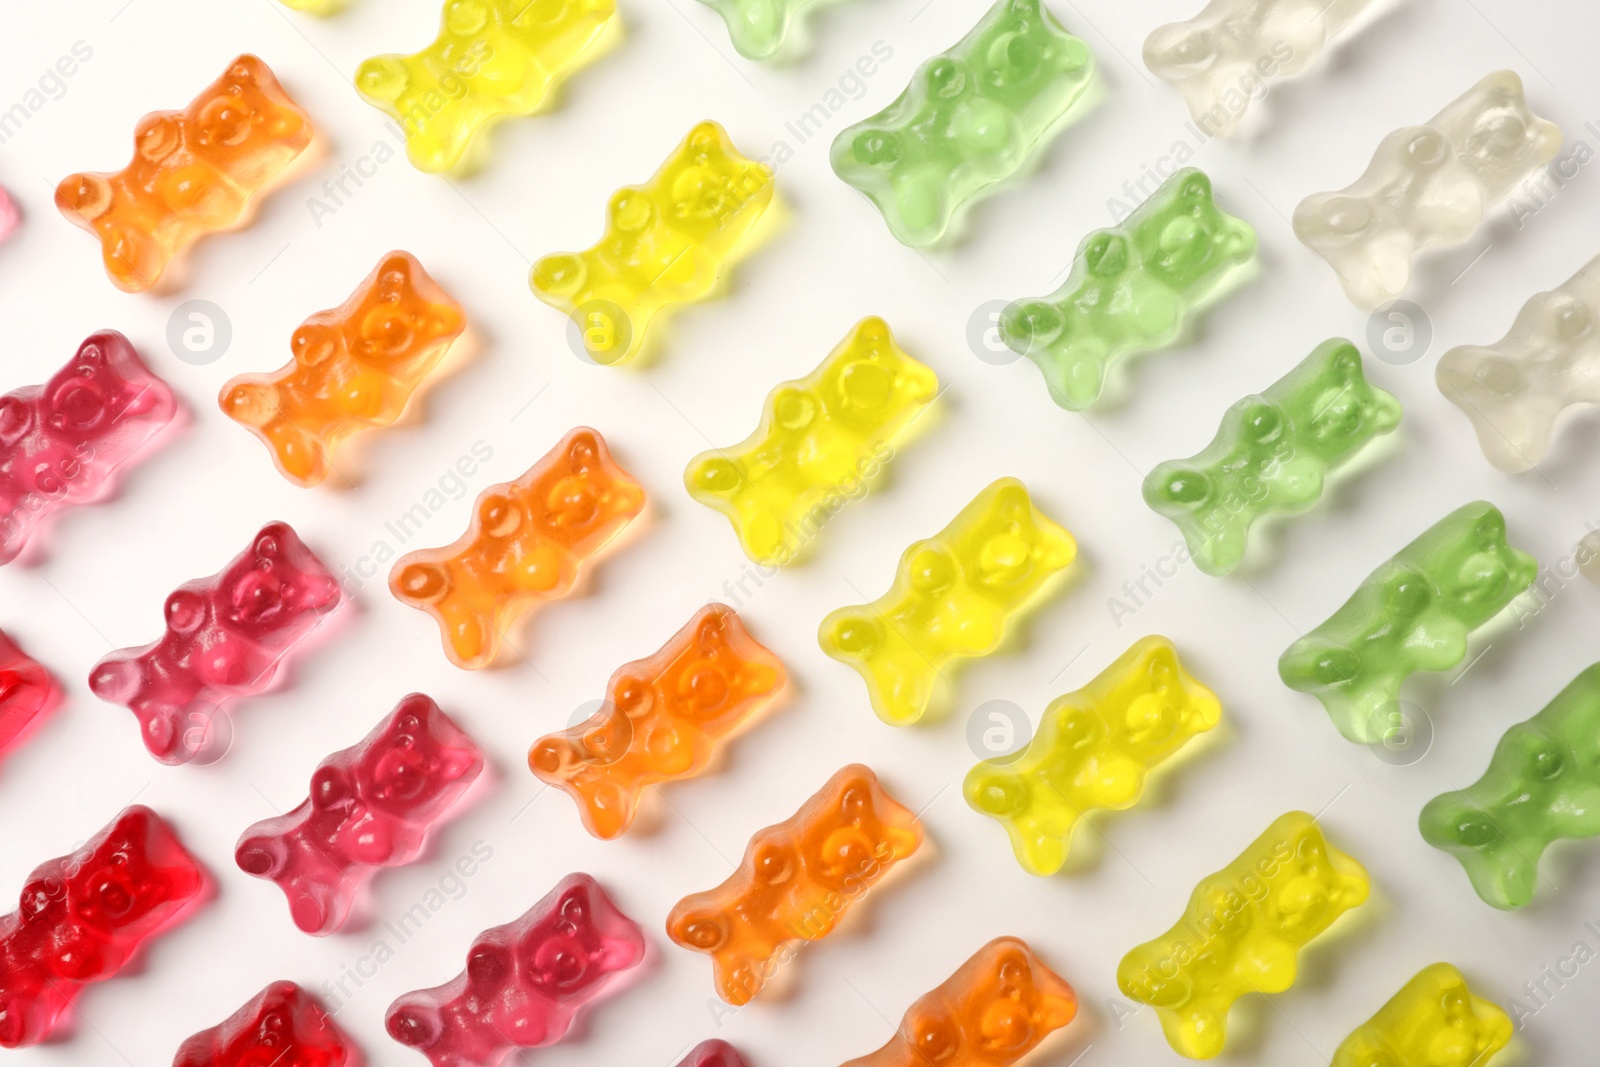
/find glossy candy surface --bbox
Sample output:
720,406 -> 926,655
667,764 -> 923,1005
1330,963 -> 1511,1067
0,630 -> 55,758
685,316 -> 938,566
55,55 -> 313,293
385,873 -> 645,1066
173,980 -> 352,1067
964,636 -> 1221,876
237,694 -> 484,934
530,604 -> 785,839
390,428 -> 645,670
698,0 -> 829,59
1001,168 -> 1256,410
0,187 -> 17,243
1117,811 -> 1370,1059
89,521 -> 342,764
221,251 -> 466,487
0,330 -> 178,566
819,478 -> 1075,726
676,1040 -> 749,1067
1143,339 -> 1401,576
1279,501 -> 1538,745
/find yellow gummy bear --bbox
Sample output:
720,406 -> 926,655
964,636 -> 1221,876
1332,963 -> 1512,1067
530,121 -> 775,366
684,316 -> 938,566
355,0 -> 617,174
819,478 -> 1076,726
1118,811 -> 1370,1060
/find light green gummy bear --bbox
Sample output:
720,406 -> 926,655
698,0 -> 816,60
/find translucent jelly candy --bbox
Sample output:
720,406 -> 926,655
531,122 -> 774,366
819,478 -> 1075,726
386,873 -> 645,1066
390,427 -> 644,670
831,0 -> 1094,249
667,764 -> 923,1005
677,1040 -> 748,1067
1294,70 -> 1562,310
1279,501 -> 1537,745
530,604 -> 785,839
0,806 -> 204,1048
698,0 -> 831,60
0,330 -> 178,566
90,521 -> 342,764
1001,168 -> 1256,410
56,55 -> 313,293
1117,811 -> 1370,1060
0,630 -> 56,758
1331,963 -> 1511,1067
0,187 -> 17,243
221,251 -> 466,488
1143,339 -> 1402,576
1420,663 -> 1600,910
841,938 -> 1076,1067
964,636 -> 1221,876
1144,0 -> 1376,138
174,981 -> 353,1067
684,316 -> 938,566
237,694 -> 484,934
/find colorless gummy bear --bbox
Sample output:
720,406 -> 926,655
1294,70 -> 1562,310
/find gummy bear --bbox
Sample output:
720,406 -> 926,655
386,873 -> 645,1067
676,1040 -> 749,1067
667,764 -> 923,1006
684,316 -> 939,566
237,694 -> 484,935
830,0 -> 1095,249
55,55 -> 313,293
1143,339 -> 1402,576
0,806 -> 205,1048
280,0 -> 347,13
1144,0 -> 1377,138
89,521 -> 343,764
0,330 -> 178,566
1000,168 -> 1257,410
1117,811 -> 1370,1060
0,187 -> 17,243
1278,501 -> 1537,745
356,0 -> 616,174
173,981 -> 353,1067
964,636 -> 1221,876
698,0 -> 834,60
530,121 -> 774,366
530,604 -> 785,839
221,250 -> 466,488
1419,663 -> 1600,910
390,427 -> 645,670
819,478 -> 1076,726
1330,963 -> 1511,1067
840,937 -> 1077,1067
1294,70 -> 1562,310
0,630 -> 56,758
1436,252 -> 1600,474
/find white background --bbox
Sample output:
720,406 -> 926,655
1,0 -> 1598,1063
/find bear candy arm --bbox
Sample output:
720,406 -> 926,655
1330,963 -> 1511,1067
173,981 -> 354,1067
698,0 -> 838,60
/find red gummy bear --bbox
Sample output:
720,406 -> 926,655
0,630 -> 57,758
0,805 -> 205,1048
677,1040 -> 749,1067
173,980 -> 352,1067
236,693 -> 484,935
88,521 -> 342,765
386,873 -> 645,1067
0,330 -> 177,565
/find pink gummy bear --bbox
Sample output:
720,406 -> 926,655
235,693 -> 484,935
0,805 -> 205,1048
0,630 -> 57,758
0,330 -> 177,565
677,1040 -> 749,1067
88,521 -> 342,764
386,873 -> 646,1067
0,187 -> 17,243
173,980 -> 353,1067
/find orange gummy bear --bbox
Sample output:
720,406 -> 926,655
667,764 -> 923,1005
220,251 -> 465,487
389,427 -> 645,670
841,937 -> 1078,1067
56,55 -> 313,293
530,603 -> 786,839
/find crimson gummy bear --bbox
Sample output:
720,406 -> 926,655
385,873 -> 645,1067
677,1040 -> 749,1067
173,980 -> 352,1067
0,630 -> 57,757
0,805 -> 205,1048
0,330 -> 178,565
236,694 -> 484,935
88,521 -> 342,764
